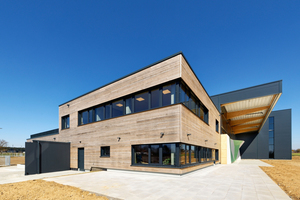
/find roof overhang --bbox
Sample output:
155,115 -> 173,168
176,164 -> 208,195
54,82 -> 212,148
221,93 -> 281,134
211,80 -> 282,135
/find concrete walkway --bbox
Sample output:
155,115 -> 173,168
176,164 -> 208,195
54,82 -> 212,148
0,165 -> 84,184
44,160 -> 290,200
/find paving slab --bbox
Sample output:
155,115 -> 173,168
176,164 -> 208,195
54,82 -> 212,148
0,165 -> 84,184
44,160 -> 290,200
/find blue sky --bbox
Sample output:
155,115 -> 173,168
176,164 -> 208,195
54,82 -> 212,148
0,1 -> 299,149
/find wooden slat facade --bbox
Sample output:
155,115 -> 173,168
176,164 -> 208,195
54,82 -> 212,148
28,53 -> 221,174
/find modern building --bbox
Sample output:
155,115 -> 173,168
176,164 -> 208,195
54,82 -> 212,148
26,52 -> 292,175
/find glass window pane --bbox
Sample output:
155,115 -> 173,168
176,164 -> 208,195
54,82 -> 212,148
186,145 -> 190,164
180,144 -> 186,165
88,109 -> 93,123
134,145 -> 149,164
269,122 -> 274,130
199,105 -> 204,120
150,145 -> 159,164
189,95 -> 196,114
105,104 -> 111,119
269,117 -> 274,124
180,84 -> 186,103
162,84 -> 175,106
125,98 -> 132,114
162,144 -> 176,165
191,145 -> 197,164
81,111 -> 88,125
269,138 -> 274,145
95,106 -> 104,121
151,89 -> 160,108
112,100 -> 124,118
269,131 -> 274,138
66,116 -> 69,128
135,92 -> 149,112
204,108 -> 209,123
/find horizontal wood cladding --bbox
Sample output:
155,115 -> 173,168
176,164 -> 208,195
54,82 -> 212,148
59,55 -> 181,122
180,55 -> 220,131
26,134 -> 59,143
180,105 -> 221,150
61,105 -> 181,170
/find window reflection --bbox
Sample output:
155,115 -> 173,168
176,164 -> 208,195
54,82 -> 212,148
95,106 -> 104,121
134,145 -> 149,164
105,104 -> 111,119
180,144 -> 186,165
112,100 -> 123,117
162,84 -> 175,106
125,98 -> 132,114
88,109 -> 93,123
162,144 -> 176,165
151,89 -> 160,108
151,145 -> 159,164
191,146 -> 197,163
135,92 -> 149,112
81,111 -> 88,125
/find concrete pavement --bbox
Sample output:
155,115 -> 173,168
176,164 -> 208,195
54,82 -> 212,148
43,160 -> 290,200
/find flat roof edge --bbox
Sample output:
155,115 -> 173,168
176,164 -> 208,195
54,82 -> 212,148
210,80 -> 282,98
59,51 -> 183,107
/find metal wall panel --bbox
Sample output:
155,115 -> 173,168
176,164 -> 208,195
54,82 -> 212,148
25,142 -> 38,175
235,132 -> 258,159
272,109 -> 292,159
25,141 -> 70,175
40,141 -> 70,173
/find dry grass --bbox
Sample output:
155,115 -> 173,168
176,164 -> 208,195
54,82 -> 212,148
0,179 -> 108,200
260,156 -> 300,200
10,156 -> 25,165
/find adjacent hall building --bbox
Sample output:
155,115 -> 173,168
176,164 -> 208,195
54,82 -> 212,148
26,52 -> 292,175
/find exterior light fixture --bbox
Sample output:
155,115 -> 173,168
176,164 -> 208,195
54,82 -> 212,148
160,132 -> 164,138
187,134 -> 191,136
53,138 -> 56,141
79,141 -> 81,143
205,140 -> 208,142
214,143 -> 217,145
67,104 -> 70,107
117,137 -> 121,141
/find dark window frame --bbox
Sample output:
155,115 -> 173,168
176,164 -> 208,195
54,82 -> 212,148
100,146 -> 110,157
61,115 -> 70,130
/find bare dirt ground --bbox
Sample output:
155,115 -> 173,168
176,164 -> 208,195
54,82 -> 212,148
0,179 -> 108,200
10,156 -> 25,165
260,156 -> 300,200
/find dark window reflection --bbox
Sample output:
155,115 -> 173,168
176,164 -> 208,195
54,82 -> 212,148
134,145 -> 149,164
180,144 -> 186,165
125,98 -> 132,114
189,95 -> 196,114
81,111 -> 88,125
112,100 -> 123,117
151,89 -> 160,108
186,145 -> 190,164
105,104 -> 111,119
162,144 -> 176,165
162,84 -> 175,106
95,106 -> 104,121
151,145 -> 159,164
191,145 -> 197,163
135,92 -> 149,112
88,109 -> 93,123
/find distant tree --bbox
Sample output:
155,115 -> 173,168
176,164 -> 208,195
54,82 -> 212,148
0,139 -> 8,152
297,149 -> 300,153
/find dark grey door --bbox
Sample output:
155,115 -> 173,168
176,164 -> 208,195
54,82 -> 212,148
78,148 -> 84,171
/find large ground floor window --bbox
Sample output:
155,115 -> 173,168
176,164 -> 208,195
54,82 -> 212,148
132,143 -> 218,168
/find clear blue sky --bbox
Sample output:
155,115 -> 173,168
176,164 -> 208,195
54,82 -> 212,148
0,1 -> 299,149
